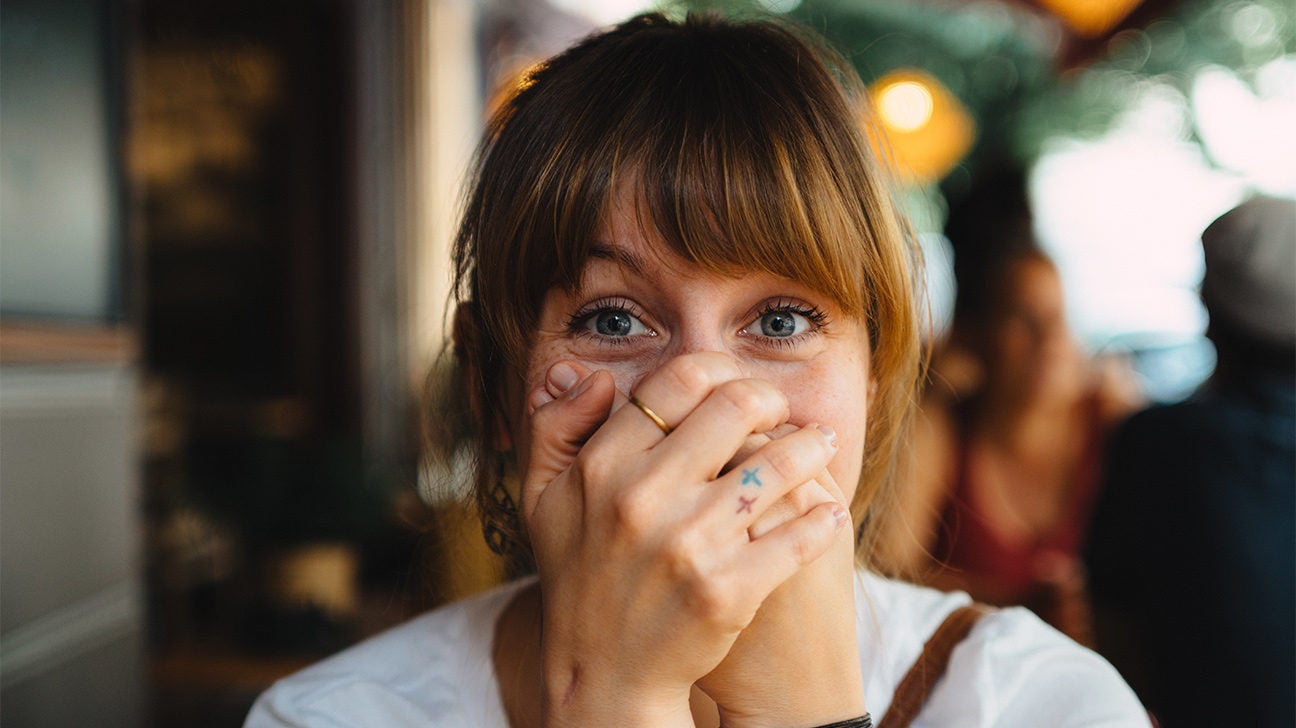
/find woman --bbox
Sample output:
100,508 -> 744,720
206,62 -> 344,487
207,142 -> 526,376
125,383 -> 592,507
247,14 -> 1147,727
880,184 -> 1140,642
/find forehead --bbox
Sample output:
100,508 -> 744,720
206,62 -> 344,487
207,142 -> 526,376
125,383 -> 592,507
574,182 -> 821,302
593,184 -> 712,278
578,239 -> 801,301
586,179 -> 823,290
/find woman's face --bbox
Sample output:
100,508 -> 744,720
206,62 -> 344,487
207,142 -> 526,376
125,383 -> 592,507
508,188 -> 874,502
986,256 -> 1083,403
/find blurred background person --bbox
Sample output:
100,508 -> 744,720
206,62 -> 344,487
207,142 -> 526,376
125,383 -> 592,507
1084,195 -> 1296,728
879,169 -> 1142,644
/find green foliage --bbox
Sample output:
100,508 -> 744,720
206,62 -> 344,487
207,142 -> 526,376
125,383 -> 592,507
665,0 -> 1295,183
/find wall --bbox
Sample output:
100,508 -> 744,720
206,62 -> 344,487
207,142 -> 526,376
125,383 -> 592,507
0,364 -> 144,727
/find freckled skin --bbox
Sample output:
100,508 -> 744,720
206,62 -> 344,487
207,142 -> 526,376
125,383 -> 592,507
509,191 -> 873,508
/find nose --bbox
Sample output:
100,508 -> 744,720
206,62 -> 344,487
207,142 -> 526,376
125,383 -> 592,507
668,327 -> 731,358
620,328 -> 746,395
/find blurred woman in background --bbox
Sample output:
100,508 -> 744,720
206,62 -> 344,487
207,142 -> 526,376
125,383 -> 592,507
880,171 -> 1141,643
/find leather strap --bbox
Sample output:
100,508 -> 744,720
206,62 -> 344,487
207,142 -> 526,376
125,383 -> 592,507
877,603 -> 991,728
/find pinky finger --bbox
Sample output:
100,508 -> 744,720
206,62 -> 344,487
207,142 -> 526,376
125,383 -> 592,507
741,502 -> 849,596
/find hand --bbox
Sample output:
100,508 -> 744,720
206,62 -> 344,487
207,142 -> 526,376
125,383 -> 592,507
522,353 -> 848,726
697,427 -> 866,727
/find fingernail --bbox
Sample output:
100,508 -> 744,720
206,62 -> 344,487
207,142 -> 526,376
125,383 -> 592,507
833,505 -> 849,529
816,424 -> 837,448
567,372 -> 595,400
548,362 -> 580,393
528,388 -> 555,414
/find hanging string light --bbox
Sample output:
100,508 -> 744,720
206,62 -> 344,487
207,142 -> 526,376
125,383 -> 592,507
868,69 -> 976,184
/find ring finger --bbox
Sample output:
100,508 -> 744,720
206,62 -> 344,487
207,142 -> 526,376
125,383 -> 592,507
699,423 -> 839,533
591,352 -> 754,454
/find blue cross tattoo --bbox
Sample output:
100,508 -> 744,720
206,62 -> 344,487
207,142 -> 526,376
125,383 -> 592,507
741,468 -> 762,487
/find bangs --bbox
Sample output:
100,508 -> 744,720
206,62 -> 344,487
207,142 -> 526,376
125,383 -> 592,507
460,13 -> 911,369
618,98 -> 870,315
582,20 -> 876,316
466,15 -> 889,346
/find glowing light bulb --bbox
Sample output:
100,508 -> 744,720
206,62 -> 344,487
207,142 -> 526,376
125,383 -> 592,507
878,81 -> 934,132
866,69 -> 976,183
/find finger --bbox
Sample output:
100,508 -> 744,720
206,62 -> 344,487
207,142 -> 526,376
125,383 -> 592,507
717,425 -> 841,540
528,360 -> 653,431
589,352 -> 747,453
527,360 -> 631,415
521,368 -> 617,518
651,377 -> 790,481
703,423 -> 838,530
725,424 -> 849,539
720,424 -> 798,475
759,426 -> 849,504
747,478 -> 837,540
739,501 -> 849,598
526,360 -> 590,414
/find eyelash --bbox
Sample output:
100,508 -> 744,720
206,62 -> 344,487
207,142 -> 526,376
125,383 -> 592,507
747,298 -> 831,349
564,296 -> 831,349
564,297 -> 650,346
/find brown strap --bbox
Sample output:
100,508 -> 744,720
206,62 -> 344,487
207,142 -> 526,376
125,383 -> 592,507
877,603 -> 991,728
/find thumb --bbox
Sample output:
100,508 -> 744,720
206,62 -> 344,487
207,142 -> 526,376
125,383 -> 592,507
521,363 -> 617,518
527,360 -> 629,414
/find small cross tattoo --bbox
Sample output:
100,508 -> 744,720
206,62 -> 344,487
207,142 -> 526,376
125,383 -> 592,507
741,468 -> 762,487
737,495 -> 757,514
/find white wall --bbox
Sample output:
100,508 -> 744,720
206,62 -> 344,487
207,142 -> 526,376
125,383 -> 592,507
0,364 -> 144,727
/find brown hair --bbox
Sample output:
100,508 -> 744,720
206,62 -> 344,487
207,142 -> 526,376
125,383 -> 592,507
433,12 -> 925,570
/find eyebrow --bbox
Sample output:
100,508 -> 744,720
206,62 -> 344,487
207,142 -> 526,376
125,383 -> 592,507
588,242 -> 648,277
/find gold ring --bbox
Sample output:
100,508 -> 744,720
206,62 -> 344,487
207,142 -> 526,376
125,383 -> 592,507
629,395 -> 673,435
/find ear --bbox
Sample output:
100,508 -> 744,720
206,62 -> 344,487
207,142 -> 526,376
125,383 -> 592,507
453,302 -> 514,452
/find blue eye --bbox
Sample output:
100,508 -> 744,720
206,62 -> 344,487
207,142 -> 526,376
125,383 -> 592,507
759,311 -> 801,338
746,309 -> 813,339
590,310 -> 638,337
568,299 -> 654,341
740,299 -> 829,346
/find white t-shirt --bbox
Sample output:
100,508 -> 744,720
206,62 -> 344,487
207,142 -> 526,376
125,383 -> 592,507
246,572 -> 1150,727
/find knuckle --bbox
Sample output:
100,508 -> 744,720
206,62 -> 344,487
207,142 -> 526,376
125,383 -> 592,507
662,356 -> 712,396
714,379 -> 772,419
686,577 -> 735,624
791,534 -> 816,566
577,447 -> 617,486
662,531 -> 742,625
788,480 -> 832,512
609,486 -> 654,537
662,529 -> 705,580
788,524 -> 824,565
762,441 -> 811,483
